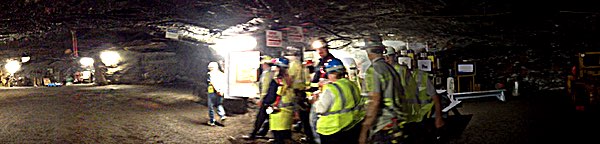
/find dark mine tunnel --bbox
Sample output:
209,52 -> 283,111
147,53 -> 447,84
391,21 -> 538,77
1,0 -> 599,144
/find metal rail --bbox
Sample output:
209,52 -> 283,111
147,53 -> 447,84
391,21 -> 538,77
451,89 -> 506,102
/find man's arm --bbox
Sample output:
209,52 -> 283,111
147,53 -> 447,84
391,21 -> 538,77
427,76 -> 445,128
432,93 -> 444,127
360,92 -> 381,141
314,88 -> 334,114
263,80 -> 279,105
359,67 -> 381,144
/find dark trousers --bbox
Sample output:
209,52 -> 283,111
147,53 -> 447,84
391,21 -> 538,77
404,120 -> 436,144
250,106 -> 270,137
371,126 -> 405,144
319,124 -> 361,144
299,110 -> 315,142
272,130 -> 292,144
295,90 -> 315,143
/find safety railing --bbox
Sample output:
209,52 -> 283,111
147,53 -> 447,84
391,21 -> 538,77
451,89 -> 506,102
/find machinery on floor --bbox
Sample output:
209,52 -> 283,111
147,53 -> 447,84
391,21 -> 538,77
567,52 -> 600,111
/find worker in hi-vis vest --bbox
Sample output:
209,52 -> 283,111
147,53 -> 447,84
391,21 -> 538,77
243,56 -> 274,139
313,58 -> 364,144
358,34 -> 406,144
267,57 -> 295,144
402,51 -> 445,144
307,38 -> 341,144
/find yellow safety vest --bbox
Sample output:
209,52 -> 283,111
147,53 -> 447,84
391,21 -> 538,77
259,70 -> 273,99
207,82 -> 215,93
393,64 -> 416,103
394,64 -> 408,87
404,70 -> 434,123
316,78 -> 364,135
288,59 -> 307,90
269,78 -> 295,131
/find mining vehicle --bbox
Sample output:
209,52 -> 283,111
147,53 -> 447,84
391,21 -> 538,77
567,52 -> 600,112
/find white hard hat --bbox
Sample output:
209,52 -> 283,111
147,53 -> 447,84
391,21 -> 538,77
208,62 -> 219,69
340,57 -> 357,69
383,46 -> 396,56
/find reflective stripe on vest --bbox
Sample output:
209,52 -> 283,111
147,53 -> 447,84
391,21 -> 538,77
404,70 -> 434,122
415,71 -> 430,103
365,60 -> 403,117
310,83 -> 320,88
317,79 -> 362,135
320,82 -> 361,116
382,63 -> 402,110
278,102 -> 295,108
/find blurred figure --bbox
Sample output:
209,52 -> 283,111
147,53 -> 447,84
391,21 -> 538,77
314,59 -> 364,144
243,56 -> 274,139
206,62 -> 227,126
384,46 -> 411,87
268,57 -> 295,144
358,34 -> 406,144
402,52 -> 445,144
305,38 -> 341,144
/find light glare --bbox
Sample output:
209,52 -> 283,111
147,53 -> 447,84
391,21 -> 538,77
311,40 -> 324,49
79,57 -> 94,67
21,56 -> 30,63
100,51 -> 121,66
211,35 -> 257,56
5,60 -> 21,74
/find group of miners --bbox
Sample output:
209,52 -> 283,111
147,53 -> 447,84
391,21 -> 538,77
206,34 -> 446,144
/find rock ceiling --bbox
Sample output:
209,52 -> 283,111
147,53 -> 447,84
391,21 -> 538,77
1,0 -> 599,54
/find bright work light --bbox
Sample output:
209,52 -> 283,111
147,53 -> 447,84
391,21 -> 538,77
5,60 -> 21,74
21,56 -> 30,63
211,35 -> 257,56
311,40 -> 325,49
100,51 -> 121,66
79,57 -> 94,67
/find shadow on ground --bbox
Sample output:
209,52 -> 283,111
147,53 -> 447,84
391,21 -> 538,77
443,114 -> 473,141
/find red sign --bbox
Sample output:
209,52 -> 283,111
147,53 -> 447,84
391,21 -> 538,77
287,26 -> 303,42
266,30 -> 283,47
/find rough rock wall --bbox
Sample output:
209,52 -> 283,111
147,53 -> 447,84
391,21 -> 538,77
111,42 -> 216,88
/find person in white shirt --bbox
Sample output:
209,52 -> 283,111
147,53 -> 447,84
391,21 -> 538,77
206,62 -> 227,126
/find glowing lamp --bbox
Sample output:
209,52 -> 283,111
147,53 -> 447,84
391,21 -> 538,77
311,40 -> 325,49
100,51 -> 121,66
79,57 -> 94,67
5,60 -> 21,74
211,35 -> 257,56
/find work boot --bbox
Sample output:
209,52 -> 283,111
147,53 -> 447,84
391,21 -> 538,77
220,116 -> 227,126
207,121 -> 216,126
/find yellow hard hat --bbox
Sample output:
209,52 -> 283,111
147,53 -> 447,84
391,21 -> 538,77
260,55 -> 273,64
